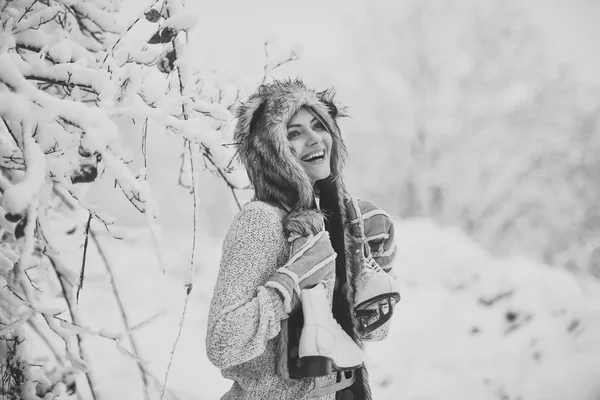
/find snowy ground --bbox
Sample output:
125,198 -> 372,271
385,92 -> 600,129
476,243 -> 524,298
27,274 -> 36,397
44,216 -> 600,400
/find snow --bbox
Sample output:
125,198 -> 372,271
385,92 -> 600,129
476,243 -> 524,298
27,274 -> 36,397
21,217 -> 597,400
0,135 -> 47,215
15,56 -> 110,94
72,2 -> 123,33
163,12 -> 199,31
0,31 -> 16,51
365,219 -> 600,400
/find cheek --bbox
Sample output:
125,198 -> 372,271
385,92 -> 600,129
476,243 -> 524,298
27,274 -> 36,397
288,141 -> 303,158
324,134 -> 333,152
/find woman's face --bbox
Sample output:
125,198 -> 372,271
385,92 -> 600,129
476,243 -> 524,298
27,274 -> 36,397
287,108 -> 333,184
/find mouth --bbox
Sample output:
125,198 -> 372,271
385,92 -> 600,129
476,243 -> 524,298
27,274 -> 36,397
301,150 -> 326,163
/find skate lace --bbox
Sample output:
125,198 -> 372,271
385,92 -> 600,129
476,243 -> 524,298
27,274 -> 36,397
364,253 -> 383,273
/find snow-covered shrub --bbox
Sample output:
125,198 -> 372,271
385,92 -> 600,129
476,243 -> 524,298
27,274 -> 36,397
0,0 -> 302,398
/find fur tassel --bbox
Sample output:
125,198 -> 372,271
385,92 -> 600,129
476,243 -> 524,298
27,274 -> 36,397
283,209 -> 325,238
276,319 -> 292,381
361,366 -> 373,400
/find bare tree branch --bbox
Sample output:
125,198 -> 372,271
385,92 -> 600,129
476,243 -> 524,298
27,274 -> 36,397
17,0 -> 39,23
76,212 -> 92,306
45,254 -> 99,400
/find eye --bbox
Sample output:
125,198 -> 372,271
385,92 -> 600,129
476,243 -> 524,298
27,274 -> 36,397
287,130 -> 301,139
313,121 -> 326,131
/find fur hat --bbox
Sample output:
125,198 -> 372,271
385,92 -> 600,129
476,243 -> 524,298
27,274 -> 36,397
234,78 -> 348,210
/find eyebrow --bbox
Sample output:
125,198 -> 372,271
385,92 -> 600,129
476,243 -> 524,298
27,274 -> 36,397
287,117 -> 317,129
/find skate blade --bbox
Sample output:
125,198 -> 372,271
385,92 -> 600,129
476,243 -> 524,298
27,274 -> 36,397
300,356 -> 363,377
355,292 -> 400,311
355,295 -> 399,335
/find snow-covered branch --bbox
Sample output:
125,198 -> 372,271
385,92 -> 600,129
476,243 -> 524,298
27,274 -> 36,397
0,0 -> 292,398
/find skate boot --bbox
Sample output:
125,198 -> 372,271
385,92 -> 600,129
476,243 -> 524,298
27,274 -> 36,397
346,197 -> 401,335
299,283 -> 364,377
353,247 -> 401,335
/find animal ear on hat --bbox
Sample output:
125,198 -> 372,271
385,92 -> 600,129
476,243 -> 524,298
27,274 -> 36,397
317,88 -> 347,119
249,99 -> 268,134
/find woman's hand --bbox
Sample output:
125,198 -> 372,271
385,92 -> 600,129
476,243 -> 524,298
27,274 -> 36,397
346,198 -> 396,269
266,210 -> 336,313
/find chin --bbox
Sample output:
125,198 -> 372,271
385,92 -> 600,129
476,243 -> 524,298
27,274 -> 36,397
309,169 -> 331,183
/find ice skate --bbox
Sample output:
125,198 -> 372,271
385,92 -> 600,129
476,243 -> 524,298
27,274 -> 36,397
346,197 -> 401,335
353,248 -> 400,335
299,283 -> 364,377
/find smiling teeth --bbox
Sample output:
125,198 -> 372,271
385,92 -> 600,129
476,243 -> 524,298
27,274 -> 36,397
302,150 -> 325,161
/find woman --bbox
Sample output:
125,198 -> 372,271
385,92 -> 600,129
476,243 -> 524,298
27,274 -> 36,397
206,79 -> 399,399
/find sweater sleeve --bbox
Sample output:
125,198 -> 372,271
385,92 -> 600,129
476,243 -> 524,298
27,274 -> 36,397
205,202 -> 289,370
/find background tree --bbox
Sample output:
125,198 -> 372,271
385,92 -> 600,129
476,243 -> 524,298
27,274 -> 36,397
345,0 -> 600,276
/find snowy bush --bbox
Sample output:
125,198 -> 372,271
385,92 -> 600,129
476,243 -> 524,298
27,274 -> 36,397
0,0 -> 298,398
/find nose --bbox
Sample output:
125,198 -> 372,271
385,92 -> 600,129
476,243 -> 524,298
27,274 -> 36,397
305,127 -> 322,146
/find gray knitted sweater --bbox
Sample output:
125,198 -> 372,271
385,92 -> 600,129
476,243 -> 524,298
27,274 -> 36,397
206,201 -> 340,399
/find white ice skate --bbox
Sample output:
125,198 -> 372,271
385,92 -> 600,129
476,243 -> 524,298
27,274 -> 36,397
353,248 -> 401,335
299,283 -> 364,377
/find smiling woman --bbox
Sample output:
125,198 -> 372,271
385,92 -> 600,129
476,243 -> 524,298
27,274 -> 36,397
205,79 -> 400,400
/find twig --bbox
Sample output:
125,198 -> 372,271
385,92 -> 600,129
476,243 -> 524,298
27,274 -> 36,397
17,0 -> 39,23
102,0 -> 161,64
126,311 -> 165,334
230,187 -> 241,211
13,10 -> 62,34
46,255 -> 98,400
52,184 -> 120,237
23,74 -> 96,93
145,367 -> 183,400
65,6 -> 104,44
90,232 -> 151,400
161,14 -> 197,398
261,41 -> 269,84
478,290 -> 514,307
142,118 -> 148,178
204,149 -> 249,191
2,117 -> 20,147
16,43 -> 74,65
76,212 -> 92,306
113,177 -> 145,213
26,318 -> 64,367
